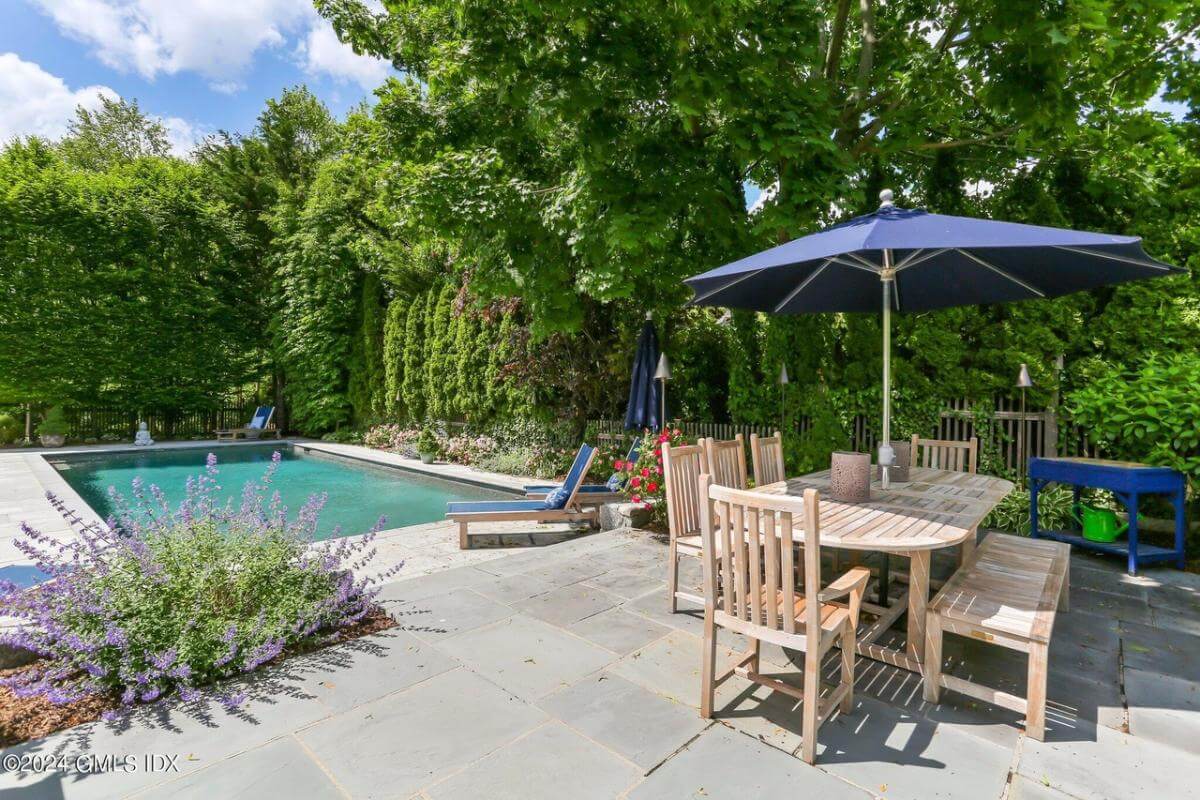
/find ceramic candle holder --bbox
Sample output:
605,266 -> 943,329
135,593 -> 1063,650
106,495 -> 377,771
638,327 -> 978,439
878,439 -> 911,482
830,451 -> 871,502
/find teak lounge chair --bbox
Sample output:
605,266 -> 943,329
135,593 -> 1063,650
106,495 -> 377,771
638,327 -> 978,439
447,444 -> 600,549
215,406 -> 279,441
523,438 -> 641,506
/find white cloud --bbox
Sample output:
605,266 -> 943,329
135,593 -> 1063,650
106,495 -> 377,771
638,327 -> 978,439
161,116 -> 210,158
0,53 -> 206,159
0,52 -> 117,142
31,0 -> 312,89
297,17 -> 391,90
31,0 -> 391,93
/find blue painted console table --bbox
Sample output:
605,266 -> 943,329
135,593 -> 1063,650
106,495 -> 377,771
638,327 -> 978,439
1029,457 -> 1187,575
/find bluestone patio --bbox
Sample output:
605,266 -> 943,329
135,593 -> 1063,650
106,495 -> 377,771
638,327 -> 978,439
2,526 -> 1197,800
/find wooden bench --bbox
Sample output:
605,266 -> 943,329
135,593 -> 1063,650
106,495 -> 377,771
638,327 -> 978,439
923,533 -> 1070,740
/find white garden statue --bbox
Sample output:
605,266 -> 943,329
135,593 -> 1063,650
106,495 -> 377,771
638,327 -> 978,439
134,421 -> 154,447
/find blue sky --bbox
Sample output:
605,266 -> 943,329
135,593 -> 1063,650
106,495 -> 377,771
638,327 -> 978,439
0,1 -> 391,153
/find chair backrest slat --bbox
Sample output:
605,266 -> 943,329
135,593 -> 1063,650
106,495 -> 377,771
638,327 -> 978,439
910,435 -> 978,474
705,434 -> 748,490
662,440 -> 710,544
750,431 -> 785,487
700,477 -> 822,637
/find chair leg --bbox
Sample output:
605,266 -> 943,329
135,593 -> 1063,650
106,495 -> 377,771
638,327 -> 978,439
750,638 -> 761,674
839,624 -> 855,713
800,648 -> 821,764
667,542 -> 679,613
923,614 -> 943,703
458,521 -> 470,550
1059,570 -> 1070,613
700,607 -> 717,719
1026,642 -> 1049,741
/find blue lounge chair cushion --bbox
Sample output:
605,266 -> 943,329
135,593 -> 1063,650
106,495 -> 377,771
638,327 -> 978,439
447,500 -> 548,515
544,487 -> 570,509
605,473 -> 623,491
247,406 -> 272,429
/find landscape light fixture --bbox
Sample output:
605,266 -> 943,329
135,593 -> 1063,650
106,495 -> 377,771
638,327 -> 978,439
654,353 -> 671,430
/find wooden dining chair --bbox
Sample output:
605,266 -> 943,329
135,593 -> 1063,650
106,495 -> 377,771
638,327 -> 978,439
698,476 -> 870,764
750,431 -> 786,487
911,435 -> 979,564
704,434 -> 748,489
910,435 -> 978,474
663,439 -> 710,611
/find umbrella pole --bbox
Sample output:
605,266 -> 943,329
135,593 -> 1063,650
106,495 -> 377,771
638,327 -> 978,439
880,251 -> 895,489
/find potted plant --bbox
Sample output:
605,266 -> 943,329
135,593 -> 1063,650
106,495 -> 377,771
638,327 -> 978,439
417,427 -> 440,464
37,406 -> 69,448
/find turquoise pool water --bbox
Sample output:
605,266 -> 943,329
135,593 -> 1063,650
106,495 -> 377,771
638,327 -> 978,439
49,445 -> 512,539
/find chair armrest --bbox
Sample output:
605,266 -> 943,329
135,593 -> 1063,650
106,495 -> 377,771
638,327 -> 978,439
819,566 -> 871,630
818,566 -> 871,602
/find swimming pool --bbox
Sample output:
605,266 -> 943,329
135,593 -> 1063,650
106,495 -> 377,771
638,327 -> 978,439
48,445 -> 514,539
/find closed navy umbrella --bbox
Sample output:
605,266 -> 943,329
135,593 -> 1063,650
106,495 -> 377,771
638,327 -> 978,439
686,190 -> 1180,485
624,319 -> 663,430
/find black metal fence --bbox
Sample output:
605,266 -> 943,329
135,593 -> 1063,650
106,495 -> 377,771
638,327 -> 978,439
66,402 -> 260,441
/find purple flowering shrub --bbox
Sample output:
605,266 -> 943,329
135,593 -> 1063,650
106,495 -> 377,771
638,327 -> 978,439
0,452 -> 400,713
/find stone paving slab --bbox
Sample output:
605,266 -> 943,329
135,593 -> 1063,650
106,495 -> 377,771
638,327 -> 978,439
389,587 -> 516,643
131,735 -> 342,800
537,673 -> 708,770
1018,717 -> 1200,800
626,725 -> 872,799
297,667 -> 547,799
433,615 -> 616,702
816,694 -> 1014,800
566,607 -> 672,655
513,582 -> 621,627
424,721 -> 640,800
1124,667 -> 1200,750
1119,619 -> 1200,683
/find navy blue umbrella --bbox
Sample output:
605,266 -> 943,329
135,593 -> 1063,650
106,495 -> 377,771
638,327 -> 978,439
624,318 -> 663,430
686,190 -> 1179,484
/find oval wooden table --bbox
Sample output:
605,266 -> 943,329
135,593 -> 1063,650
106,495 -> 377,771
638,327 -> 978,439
755,467 -> 1014,673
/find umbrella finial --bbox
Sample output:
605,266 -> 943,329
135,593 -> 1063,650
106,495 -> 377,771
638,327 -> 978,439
879,188 -> 894,208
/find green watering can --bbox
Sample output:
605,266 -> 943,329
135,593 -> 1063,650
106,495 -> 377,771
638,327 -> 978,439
1071,503 -> 1129,543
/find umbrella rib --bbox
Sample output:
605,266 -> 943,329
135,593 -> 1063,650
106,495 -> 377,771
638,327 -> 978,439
828,255 -> 880,274
844,252 -> 882,272
688,267 -> 769,305
895,248 -> 949,272
955,249 -> 1046,297
1051,245 -> 1173,271
773,260 -> 832,312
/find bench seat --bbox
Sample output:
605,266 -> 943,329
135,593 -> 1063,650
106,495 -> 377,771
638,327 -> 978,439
923,533 -> 1070,741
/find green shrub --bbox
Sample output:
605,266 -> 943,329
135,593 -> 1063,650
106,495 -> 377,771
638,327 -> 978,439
0,413 -> 20,444
320,428 -> 363,444
36,406 -> 69,437
417,426 -> 440,456
983,484 -> 1075,536
1068,354 -> 1200,490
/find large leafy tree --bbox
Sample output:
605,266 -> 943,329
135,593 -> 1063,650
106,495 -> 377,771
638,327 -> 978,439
317,0 -> 1197,336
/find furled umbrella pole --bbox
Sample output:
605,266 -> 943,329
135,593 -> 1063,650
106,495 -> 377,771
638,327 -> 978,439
685,190 -> 1179,486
